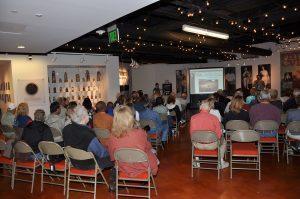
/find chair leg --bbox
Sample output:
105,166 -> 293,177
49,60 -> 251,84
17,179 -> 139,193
31,166 -> 36,193
148,177 -> 151,199
116,168 -> 118,199
11,162 -> 15,190
151,174 -> 158,195
63,168 -> 67,195
94,173 -> 97,199
277,142 -> 280,163
41,166 -> 44,192
67,169 -> 70,199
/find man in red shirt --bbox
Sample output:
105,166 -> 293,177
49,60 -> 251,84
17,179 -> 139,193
190,99 -> 229,169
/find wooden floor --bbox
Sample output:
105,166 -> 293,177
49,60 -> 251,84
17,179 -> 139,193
1,125 -> 300,199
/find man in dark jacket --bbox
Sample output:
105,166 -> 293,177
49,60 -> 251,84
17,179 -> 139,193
21,109 -> 53,156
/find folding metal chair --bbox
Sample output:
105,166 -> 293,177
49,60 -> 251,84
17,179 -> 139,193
140,119 -> 163,152
191,131 -> 221,179
254,120 -> 280,162
114,148 -> 157,198
230,130 -> 261,180
169,110 -> 179,138
12,141 -> 41,193
225,120 -> 250,152
50,127 -> 63,143
0,139 -> 14,187
93,128 -> 110,139
38,141 -> 67,194
158,113 -> 169,142
64,146 -> 108,199
283,121 -> 300,164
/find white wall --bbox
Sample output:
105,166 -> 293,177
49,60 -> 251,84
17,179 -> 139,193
0,53 -> 120,116
132,42 -> 283,96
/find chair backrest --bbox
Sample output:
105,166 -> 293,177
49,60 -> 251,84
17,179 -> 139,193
191,131 -> 218,144
114,148 -> 148,163
254,120 -> 279,131
14,141 -> 34,154
38,141 -> 64,156
64,146 -> 94,161
226,120 -> 250,130
287,121 -> 300,133
1,125 -> 16,133
139,119 -> 157,129
169,110 -> 176,117
93,128 -> 110,139
50,127 -> 63,138
159,113 -> 168,121
281,113 -> 287,124
230,130 -> 260,142
0,140 -> 6,151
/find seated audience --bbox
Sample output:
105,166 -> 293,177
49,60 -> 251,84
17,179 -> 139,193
270,89 -> 283,111
93,101 -> 113,131
108,105 -> 158,177
245,87 -> 257,105
106,101 -> 114,116
286,95 -> 300,124
190,99 -> 228,169
1,103 -> 16,138
45,101 -> 65,131
166,95 -> 181,122
14,102 -> 32,128
63,105 -> 112,170
153,97 -> 168,116
283,89 -> 298,112
57,97 -> 68,119
135,97 -> 168,144
82,97 -> 94,128
207,97 -> 222,122
223,95 -> 250,125
225,90 -> 243,113
21,109 -> 53,156
170,92 -> 182,111
249,90 -> 281,127
126,99 -> 140,121
65,101 -> 77,126
217,90 -> 230,107
213,92 -> 226,117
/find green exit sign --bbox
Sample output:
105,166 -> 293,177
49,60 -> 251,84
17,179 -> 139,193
107,25 -> 119,43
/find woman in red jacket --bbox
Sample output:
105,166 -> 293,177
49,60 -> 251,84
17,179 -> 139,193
108,105 -> 158,178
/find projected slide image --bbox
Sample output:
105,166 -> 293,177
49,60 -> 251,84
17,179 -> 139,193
198,79 -> 218,93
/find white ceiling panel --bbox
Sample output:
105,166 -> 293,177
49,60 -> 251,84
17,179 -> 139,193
0,0 -> 158,53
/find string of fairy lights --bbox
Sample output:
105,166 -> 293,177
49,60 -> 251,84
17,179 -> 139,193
63,1 -> 299,61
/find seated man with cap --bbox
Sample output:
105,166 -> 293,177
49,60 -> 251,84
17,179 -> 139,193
1,103 -> 17,139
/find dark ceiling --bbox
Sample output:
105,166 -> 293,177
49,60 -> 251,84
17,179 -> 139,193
54,0 -> 300,64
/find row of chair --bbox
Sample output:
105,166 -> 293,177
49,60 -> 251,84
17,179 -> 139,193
191,120 -> 300,180
0,140 -> 157,199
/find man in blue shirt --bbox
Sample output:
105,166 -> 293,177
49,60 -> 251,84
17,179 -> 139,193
286,95 -> 300,124
135,98 -> 168,145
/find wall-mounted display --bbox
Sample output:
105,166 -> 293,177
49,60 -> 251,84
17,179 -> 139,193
47,65 -> 106,105
258,64 -> 271,89
224,67 -> 236,96
281,50 -> 300,95
17,79 -> 45,106
241,65 -> 252,92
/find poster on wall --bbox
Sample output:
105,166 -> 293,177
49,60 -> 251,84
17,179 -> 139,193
281,50 -> 300,95
47,65 -> 105,105
224,67 -> 236,96
176,70 -> 187,94
258,64 -> 271,89
17,79 -> 46,105
241,65 -> 253,92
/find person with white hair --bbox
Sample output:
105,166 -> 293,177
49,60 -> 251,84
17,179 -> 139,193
190,99 -> 229,169
62,105 -> 113,170
249,90 -> 281,127
1,103 -> 17,138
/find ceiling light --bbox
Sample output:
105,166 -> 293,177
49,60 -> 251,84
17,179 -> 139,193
282,5 -> 287,9
264,13 -> 268,17
35,13 -> 43,17
294,7 -> 298,11
182,24 -> 229,40
281,17 -> 285,21
17,45 -> 25,49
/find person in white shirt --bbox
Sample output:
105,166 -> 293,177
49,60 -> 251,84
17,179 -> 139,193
207,97 -> 222,122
